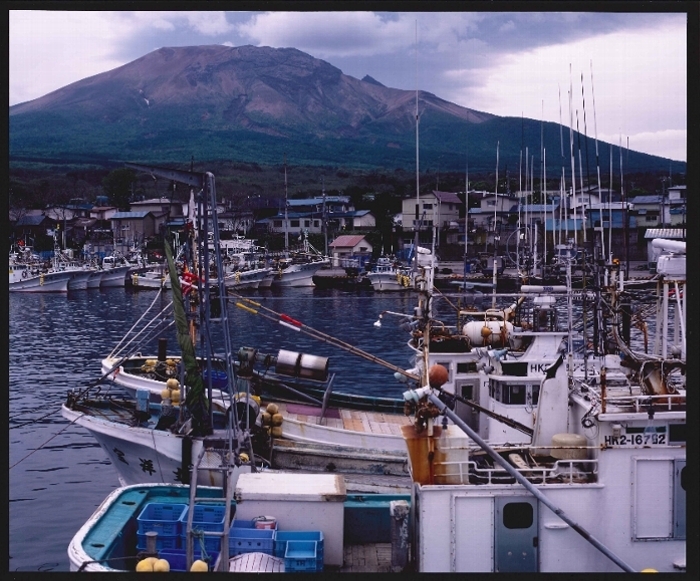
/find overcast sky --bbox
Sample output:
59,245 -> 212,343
9,7 -> 689,162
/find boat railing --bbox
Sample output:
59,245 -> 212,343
433,456 -> 598,486
572,377 -> 685,412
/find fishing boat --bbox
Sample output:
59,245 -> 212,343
366,257 -> 413,292
69,314 -> 685,574
367,247 -> 437,292
388,235 -> 686,572
221,251 -> 274,290
62,166 -> 261,494
223,265 -> 273,290
8,260 -> 73,292
67,478 -> 410,572
131,267 -> 171,290
100,254 -> 133,287
269,233 -> 330,288
62,165 -> 410,497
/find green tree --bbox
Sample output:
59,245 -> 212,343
102,168 -> 137,210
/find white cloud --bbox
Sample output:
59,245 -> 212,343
9,11 -> 127,104
237,12 -> 415,58
444,23 -> 686,160
598,129 -> 686,163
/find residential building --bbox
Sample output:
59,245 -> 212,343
328,234 -> 373,268
110,211 -> 157,252
401,191 -> 462,233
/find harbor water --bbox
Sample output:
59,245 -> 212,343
9,286 -> 422,572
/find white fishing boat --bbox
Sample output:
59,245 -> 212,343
366,257 -> 413,292
131,267 -> 171,290
223,266 -> 273,290
67,477 -> 410,572
100,254 -> 132,287
66,266 -> 94,290
269,231 -> 330,288
367,247 -> 437,292
390,237 -> 686,573
8,261 -> 73,292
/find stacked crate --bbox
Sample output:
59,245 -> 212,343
180,504 -> 227,552
228,519 -> 276,557
136,503 -> 188,551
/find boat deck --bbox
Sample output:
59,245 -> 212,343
337,543 -> 396,572
273,402 -> 410,436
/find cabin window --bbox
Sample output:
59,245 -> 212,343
460,384 -> 473,400
457,362 -> 478,374
503,384 -> 526,405
290,220 -> 300,228
436,362 -> 451,383
304,220 -> 310,227
491,382 -> 534,405
503,502 -> 533,529
313,220 -> 320,227
668,423 -> 686,443
273,220 -> 282,228
423,203 -> 433,210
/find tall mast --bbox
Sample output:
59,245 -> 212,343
464,127 -> 469,283
590,60 -> 606,259
568,65 -> 578,245
558,84 -> 566,246
413,19 -> 420,274
576,109 -> 586,243
284,155 -> 289,253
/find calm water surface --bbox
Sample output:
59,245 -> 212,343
8,286 -> 424,571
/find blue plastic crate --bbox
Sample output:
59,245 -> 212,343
183,532 -> 223,553
137,503 -> 188,536
228,526 -> 275,556
137,533 -> 180,551
182,504 -> 227,533
274,531 -> 324,561
157,549 -> 219,572
284,540 -> 320,572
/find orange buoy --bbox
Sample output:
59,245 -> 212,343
428,364 -> 449,388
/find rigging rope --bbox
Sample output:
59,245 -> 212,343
10,412 -> 85,469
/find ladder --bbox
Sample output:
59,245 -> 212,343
184,446 -> 236,571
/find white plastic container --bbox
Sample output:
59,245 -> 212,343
234,473 -> 346,566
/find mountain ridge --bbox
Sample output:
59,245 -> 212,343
9,44 -> 682,174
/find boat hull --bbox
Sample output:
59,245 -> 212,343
367,272 -> 412,292
61,403 -> 249,487
67,269 -> 92,290
100,265 -> 131,287
131,270 -> 171,289
9,270 -> 72,292
271,260 -> 330,287
224,267 -> 272,290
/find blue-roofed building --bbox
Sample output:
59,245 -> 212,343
287,196 -> 351,213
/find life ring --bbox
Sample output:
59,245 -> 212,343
22,271 -> 28,278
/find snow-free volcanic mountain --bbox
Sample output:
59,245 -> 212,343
9,44 -> 678,173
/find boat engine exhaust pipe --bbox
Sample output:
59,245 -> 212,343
426,391 -> 636,573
